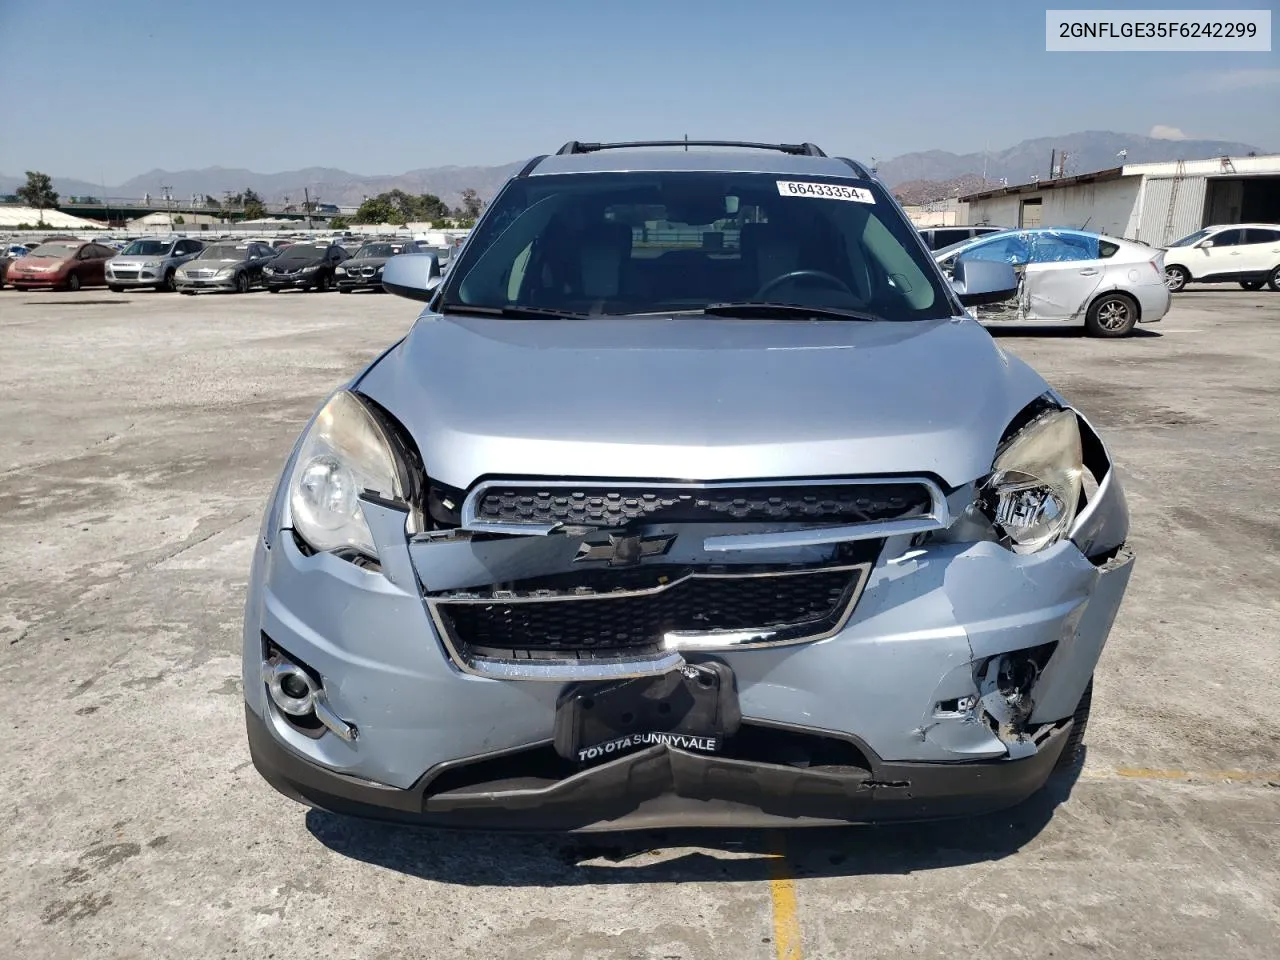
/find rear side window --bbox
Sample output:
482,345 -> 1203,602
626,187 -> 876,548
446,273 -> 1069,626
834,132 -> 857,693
930,229 -> 969,249
1098,240 -> 1120,258
1028,232 -> 1098,263
1246,228 -> 1280,244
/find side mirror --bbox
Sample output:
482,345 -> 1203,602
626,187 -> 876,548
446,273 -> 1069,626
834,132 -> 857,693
382,252 -> 441,301
950,257 -> 1018,307
1196,239 -> 1214,249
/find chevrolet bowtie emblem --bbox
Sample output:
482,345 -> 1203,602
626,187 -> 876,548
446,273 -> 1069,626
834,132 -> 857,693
574,533 -> 676,566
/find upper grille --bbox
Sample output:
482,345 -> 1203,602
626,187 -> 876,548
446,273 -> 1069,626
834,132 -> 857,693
429,564 -> 865,660
469,482 -> 934,528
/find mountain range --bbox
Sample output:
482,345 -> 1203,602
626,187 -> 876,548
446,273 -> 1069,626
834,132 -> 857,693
2,130 -> 1267,208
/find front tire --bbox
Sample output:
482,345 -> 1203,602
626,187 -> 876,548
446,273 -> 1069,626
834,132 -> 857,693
315,273 -> 330,293
65,272 -> 81,292
235,272 -> 250,294
1164,265 -> 1189,292
108,284 -> 124,293
158,268 -> 176,292
338,286 -> 351,294
1268,265 -> 1280,292
1085,292 -> 1137,337
1240,279 -> 1265,291
1054,680 -> 1093,772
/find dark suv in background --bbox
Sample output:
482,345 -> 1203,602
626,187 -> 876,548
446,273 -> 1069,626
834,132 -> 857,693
918,225 -> 1007,251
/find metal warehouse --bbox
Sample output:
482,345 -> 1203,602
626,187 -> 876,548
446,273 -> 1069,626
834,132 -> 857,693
961,154 -> 1280,246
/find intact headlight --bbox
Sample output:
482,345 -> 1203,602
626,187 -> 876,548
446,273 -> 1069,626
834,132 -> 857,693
335,265 -> 347,275
287,391 -> 408,560
263,266 -> 275,275
141,260 -> 161,268
300,263 -> 320,273
215,267 -> 234,278
977,408 -> 1082,554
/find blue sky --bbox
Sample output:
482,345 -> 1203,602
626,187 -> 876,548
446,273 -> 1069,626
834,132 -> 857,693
0,0 -> 1276,183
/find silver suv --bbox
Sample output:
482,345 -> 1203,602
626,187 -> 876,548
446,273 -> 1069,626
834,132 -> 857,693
243,140 -> 1134,830
106,237 -> 204,292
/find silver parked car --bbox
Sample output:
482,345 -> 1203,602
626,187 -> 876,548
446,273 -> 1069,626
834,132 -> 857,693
244,140 -> 1133,830
934,228 -> 1170,337
175,241 -> 275,294
106,237 -> 205,292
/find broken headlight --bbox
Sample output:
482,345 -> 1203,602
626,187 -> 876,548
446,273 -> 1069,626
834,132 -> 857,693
287,391 -> 408,561
978,408 -> 1082,554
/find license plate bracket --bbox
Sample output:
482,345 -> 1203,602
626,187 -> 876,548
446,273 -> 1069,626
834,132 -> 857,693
553,662 -> 741,763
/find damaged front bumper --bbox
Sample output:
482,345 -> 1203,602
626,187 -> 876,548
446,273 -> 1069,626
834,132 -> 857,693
242,409 -> 1133,829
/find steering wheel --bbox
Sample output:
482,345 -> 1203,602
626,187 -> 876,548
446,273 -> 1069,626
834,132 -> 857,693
754,269 -> 854,300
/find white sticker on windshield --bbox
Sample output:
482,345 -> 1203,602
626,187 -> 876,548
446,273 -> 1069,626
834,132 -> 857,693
776,180 -> 875,203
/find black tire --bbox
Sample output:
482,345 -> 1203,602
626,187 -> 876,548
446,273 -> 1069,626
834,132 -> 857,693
66,272 -> 81,292
1084,292 -> 1137,337
180,290 -> 195,296
235,272 -> 249,294
1268,266 -> 1280,292
338,286 -> 352,294
1054,679 -> 1093,772
158,268 -> 176,293
1164,265 -> 1189,292
315,273 -> 330,293
108,285 -> 124,293
267,287 -> 280,293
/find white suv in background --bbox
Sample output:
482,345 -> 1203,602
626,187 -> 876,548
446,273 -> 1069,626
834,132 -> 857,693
1162,224 -> 1280,292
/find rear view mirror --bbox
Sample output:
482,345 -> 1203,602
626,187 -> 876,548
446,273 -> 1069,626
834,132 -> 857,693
950,257 -> 1018,307
382,253 -> 441,301
1196,239 -> 1214,248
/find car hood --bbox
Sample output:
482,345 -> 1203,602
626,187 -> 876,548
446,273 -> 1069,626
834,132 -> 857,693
273,258 -> 323,269
346,257 -> 390,268
12,255 -> 68,269
355,313 -> 1051,490
111,254 -> 171,265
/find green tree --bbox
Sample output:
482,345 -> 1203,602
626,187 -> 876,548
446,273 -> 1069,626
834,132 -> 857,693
329,216 -> 351,230
173,214 -> 185,225
16,171 -> 58,225
354,195 -> 401,225
242,188 -> 266,220
460,188 -> 483,219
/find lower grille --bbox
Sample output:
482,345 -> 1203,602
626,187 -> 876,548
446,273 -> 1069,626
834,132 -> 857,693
429,564 -> 868,666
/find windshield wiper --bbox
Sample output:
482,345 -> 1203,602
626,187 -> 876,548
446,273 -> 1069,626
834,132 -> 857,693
701,302 -> 885,322
439,303 -> 593,320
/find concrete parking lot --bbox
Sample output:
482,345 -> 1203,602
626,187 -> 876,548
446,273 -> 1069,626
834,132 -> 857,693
2,285 -> 1278,959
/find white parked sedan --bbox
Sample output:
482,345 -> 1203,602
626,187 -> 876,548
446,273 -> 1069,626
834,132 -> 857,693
934,229 -> 1171,337
1161,223 -> 1280,292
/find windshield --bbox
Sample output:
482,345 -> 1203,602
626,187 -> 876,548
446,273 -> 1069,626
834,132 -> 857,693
279,244 -> 325,259
1168,228 -> 1213,247
441,171 -> 950,320
28,243 -> 80,259
354,243 -> 402,258
122,239 -> 172,256
198,245 -> 248,261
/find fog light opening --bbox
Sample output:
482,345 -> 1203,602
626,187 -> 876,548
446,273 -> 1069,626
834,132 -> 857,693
259,646 -> 359,743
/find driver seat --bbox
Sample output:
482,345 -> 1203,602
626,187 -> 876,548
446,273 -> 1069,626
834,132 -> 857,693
740,222 -> 800,294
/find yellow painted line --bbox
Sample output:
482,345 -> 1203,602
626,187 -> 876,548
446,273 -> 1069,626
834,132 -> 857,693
767,830 -> 803,960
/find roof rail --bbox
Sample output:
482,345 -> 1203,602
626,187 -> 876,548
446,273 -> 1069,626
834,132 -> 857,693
837,157 -> 873,179
555,140 -> 828,157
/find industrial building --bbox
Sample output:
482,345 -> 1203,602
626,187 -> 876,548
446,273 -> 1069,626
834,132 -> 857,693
961,154 -> 1280,246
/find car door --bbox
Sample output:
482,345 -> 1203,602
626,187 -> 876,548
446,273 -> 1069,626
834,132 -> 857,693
1195,227 -> 1246,279
1024,232 -> 1104,321
951,232 -> 1031,321
80,244 -> 108,284
1240,228 -> 1280,275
